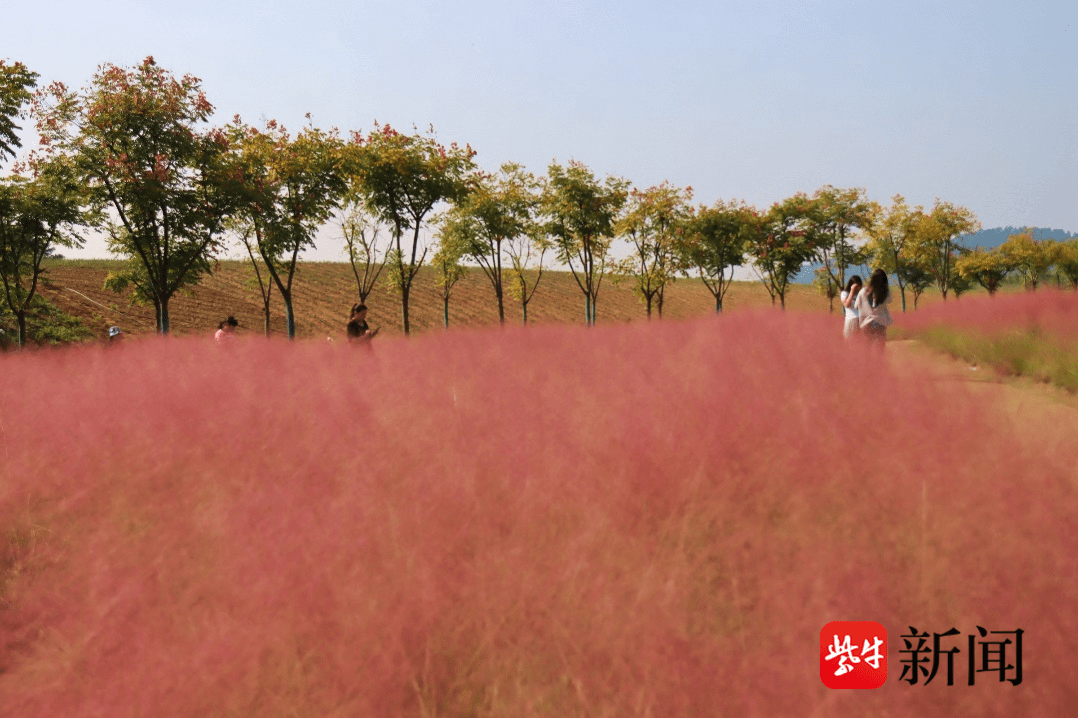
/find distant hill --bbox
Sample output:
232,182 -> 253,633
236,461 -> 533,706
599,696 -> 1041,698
792,226 -> 1078,284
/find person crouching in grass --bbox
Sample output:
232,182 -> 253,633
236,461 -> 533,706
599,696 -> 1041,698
855,269 -> 893,349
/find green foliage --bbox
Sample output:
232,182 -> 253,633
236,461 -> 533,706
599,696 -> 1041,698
679,199 -> 750,313
956,247 -> 1012,295
228,118 -> 352,338
864,195 -> 920,311
0,293 -> 91,348
808,185 -> 876,290
0,59 -> 38,161
432,233 -> 467,329
541,160 -> 629,325
35,57 -> 236,334
440,163 -> 537,323
914,325 -> 1078,392
998,229 -> 1061,291
812,266 -> 839,310
907,199 -> 980,300
0,155 -> 88,346
1056,239 -> 1078,290
743,194 -> 823,309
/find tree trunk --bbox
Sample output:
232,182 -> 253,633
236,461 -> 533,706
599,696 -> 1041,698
715,295 -> 723,314
443,298 -> 449,330
401,284 -> 411,336
160,299 -> 171,335
283,292 -> 296,339
496,288 -> 504,325
16,311 -> 27,348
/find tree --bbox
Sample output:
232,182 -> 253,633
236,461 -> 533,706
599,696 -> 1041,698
1056,239 -> 1078,290
956,247 -> 1012,295
813,266 -> 839,311
680,200 -> 750,314
744,195 -> 822,309
35,57 -> 236,334
614,182 -> 692,319
0,156 -> 87,346
904,257 -> 935,310
998,229 -> 1060,291
234,221 -> 275,336
541,161 -> 628,326
339,200 -> 387,306
809,185 -> 876,291
432,233 -> 466,330
230,118 -> 351,339
352,124 -> 475,335
506,227 -> 551,326
864,195 -> 920,312
1,59 -> 38,161
440,162 -> 536,324
908,199 -> 979,300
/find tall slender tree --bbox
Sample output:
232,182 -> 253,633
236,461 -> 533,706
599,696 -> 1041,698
541,161 -> 628,326
909,199 -> 980,300
352,124 -> 475,335
744,195 -> 822,309
0,156 -> 87,346
680,200 -> 750,314
432,233 -> 466,330
229,118 -> 351,339
440,162 -> 537,324
864,195 -> 920,312
615,182 -> 692,319
809,185 -> 876,291
999,229 -> 1060,291
506,228 -> 551,326
339,200 -> 387,306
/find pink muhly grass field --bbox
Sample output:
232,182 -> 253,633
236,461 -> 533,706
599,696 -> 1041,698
898,288 -> 1078,337
0,313 -> 1075,716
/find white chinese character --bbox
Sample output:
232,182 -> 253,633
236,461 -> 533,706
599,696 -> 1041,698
861,636 -> 884,669
825,634 -> 861,676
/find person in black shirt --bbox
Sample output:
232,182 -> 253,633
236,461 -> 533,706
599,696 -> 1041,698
346,304 -> 379,345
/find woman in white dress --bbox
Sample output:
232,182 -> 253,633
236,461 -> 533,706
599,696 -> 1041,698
840,275 -> 862,339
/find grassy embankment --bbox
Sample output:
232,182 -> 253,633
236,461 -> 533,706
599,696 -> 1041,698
894,290 -> 1078,392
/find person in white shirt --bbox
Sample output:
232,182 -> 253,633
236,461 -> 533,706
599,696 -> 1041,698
840,275 -> 862,339
855,269 -> 893,349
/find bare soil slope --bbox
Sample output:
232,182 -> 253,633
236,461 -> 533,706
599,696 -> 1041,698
38,260 -> 833,340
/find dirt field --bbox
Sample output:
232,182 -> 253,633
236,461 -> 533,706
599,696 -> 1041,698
37,259 -> 842,340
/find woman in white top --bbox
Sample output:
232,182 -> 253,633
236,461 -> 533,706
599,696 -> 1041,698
840,275 -> 862,339
855,269 -> 893,349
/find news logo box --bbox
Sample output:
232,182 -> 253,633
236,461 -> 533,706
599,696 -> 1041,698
820,621 -> 888,689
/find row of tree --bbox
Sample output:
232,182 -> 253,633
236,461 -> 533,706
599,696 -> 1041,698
3,58 -> 1072,346
817,196 -> 1078,312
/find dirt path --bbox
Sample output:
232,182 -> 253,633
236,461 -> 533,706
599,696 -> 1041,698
886,339 -> 1078,464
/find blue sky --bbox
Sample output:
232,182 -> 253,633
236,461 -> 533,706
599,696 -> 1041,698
5,0 -> 1076,260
